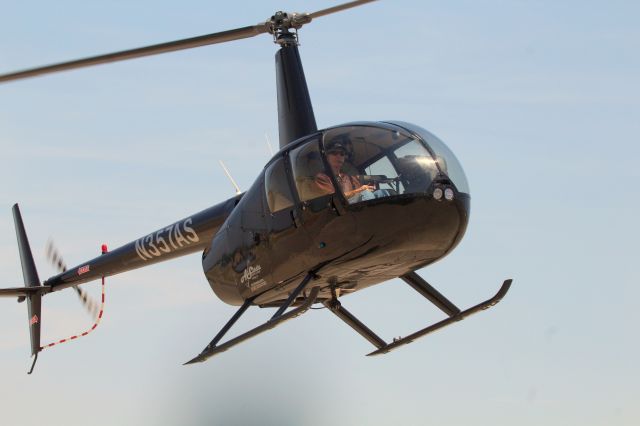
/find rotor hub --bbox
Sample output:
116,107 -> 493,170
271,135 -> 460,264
266,11 -> 312,45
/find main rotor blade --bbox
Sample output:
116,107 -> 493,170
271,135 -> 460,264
309,0 -> 378,19
0,24 -> 268,84
0,0 -> 379,84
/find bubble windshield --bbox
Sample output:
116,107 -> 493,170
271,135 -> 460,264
389,121 -> 470,194
289,123 -> 468,206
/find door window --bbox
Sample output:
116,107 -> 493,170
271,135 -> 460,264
264,157 -> 294,213
289,138 -> 333,203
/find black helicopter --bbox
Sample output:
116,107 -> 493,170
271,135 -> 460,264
0,0 -> 512,373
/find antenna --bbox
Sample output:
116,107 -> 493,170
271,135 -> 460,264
265,132 -> 274,156
218,160 -> 242,195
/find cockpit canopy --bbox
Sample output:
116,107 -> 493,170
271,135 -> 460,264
265,121 -> 469,213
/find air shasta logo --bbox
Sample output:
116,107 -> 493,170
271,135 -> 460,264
240,264 -> 262,284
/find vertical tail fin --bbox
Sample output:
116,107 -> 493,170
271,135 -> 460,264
12,204 -> 42,372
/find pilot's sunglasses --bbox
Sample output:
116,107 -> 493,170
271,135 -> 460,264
328,151 -> 346,156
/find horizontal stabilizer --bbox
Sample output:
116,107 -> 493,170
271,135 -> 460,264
0,286 -> 51,298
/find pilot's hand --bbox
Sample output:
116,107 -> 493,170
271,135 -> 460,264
346,184 -> 375,199
315,173 -> 335,193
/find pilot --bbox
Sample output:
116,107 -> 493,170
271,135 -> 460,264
316,140 -> 376,203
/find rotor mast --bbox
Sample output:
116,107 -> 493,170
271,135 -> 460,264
270,12 -> 318,149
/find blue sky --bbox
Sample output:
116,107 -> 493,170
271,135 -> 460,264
1,1 -> 639,425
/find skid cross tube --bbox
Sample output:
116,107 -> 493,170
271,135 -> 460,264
271,273 -> 315,319
185,273 -> 318,365
323,299 -> 387,349
401,272 -> 461,317
203,298 -> 254,352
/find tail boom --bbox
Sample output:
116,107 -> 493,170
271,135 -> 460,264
43,196 -> 239,292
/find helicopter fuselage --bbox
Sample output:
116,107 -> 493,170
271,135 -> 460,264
203,121 -> 471,306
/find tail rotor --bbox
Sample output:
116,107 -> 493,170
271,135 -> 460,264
45,239 -> 100,319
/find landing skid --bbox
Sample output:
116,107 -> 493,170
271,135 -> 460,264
185,273 -> 319,364
325,272 -> 512,356
185,272 -> 511,364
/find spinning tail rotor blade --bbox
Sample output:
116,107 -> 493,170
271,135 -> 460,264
46,240 -> 99,319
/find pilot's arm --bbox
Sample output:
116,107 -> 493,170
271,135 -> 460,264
314,173 -> 335,194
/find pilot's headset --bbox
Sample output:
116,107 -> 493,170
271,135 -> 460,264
324,135 -> 354,163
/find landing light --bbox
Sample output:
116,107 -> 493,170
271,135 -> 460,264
433,188 -> 443,200
444,188 -> 454,201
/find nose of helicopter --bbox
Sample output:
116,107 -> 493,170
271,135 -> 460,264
349,190 -> 470,270
313,121 -> 471,269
